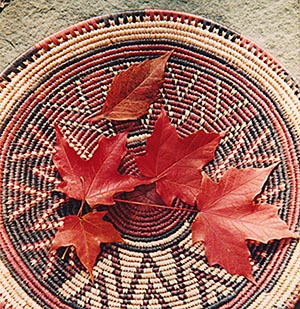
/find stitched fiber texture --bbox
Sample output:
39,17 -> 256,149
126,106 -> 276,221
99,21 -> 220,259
0,9 -> 299,309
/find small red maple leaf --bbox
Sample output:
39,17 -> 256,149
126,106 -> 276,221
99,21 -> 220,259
135,109 -> 224,206
193,166 -> 299,282
51,212 -> 123,281
53,125 -> 147,207
88,51 -> 173,121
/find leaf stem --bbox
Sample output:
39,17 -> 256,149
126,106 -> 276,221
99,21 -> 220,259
77,199 -> 85,217
114,198 -> 198,213
61,247 -> 69,260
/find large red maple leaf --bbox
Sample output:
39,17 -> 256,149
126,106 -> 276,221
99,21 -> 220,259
193,166 -> 299,282
135,110 -> 223,206
88,51 -> 172,121
51,212 -> 123,281
53,125 -> 146,207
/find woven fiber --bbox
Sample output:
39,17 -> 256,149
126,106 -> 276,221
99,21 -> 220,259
0,10 -> 299,309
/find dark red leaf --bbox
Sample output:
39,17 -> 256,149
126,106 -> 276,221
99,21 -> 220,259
193,166 -> 299,282
51,212 -> 123,281
121,183 -> 164,207
53,125 -> 147,207
115,184 -> 199,213
88,51 -> 173,121
135,110 -> 224,206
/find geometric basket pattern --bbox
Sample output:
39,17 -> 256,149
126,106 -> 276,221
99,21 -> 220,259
0,10 -> 299,308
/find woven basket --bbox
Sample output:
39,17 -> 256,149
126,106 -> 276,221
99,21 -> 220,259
0,10 -> 299,309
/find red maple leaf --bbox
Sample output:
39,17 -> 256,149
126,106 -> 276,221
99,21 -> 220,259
193,166 -> 299,282
53,125 -> 147,207
51,212 -> 123,281
88,51 -> 173,121
135,110 -> 224,206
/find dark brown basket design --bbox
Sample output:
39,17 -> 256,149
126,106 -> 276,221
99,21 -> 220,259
0,10 -> 299,309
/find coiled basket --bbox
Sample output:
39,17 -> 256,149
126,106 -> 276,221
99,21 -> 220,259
0,10 -> 299,309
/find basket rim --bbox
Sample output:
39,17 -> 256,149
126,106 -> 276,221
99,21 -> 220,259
1,9 -> 298,86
